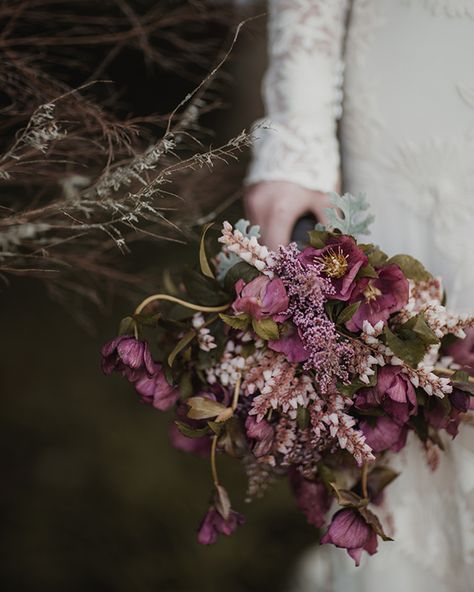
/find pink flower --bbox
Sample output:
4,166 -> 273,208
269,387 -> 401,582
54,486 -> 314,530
197,506 -> 245,545
346,264 -> 409,332
268,326 -> 309,362
359,416 -> 408,452
169,424 -> 210,457
134,365 -> 180,411
233,276 -> 289,321
289,470 -> 331,529
101,335 -> 155,382
299,236 -> 368,301
245,416 -> 274,457
424,389 -> 471,438
321,508 -> 378,566
355,366 -> 417,426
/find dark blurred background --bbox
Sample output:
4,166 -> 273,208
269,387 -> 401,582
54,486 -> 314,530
0,2 -> 320,590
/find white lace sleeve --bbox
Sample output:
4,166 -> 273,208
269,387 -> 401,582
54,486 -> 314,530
246,0 -> 349,192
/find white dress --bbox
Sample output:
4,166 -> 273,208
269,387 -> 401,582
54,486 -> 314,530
247,2 -> 474,591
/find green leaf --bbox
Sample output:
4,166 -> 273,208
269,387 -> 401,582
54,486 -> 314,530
219,417 -> 248,458
316,463 -> 336,492
186,396 -> 229,421
337,371 -> 377,397
330,483 -> 368,509
182,269 -> 227,306
252,318 -> 279,340
167,330 -> 196,367
360,243 -> 389,268
385,326 -> 426,368
387,254 -> 431,281
174,421 -> 209,439
359,507 -> 393,541
324,192 -> 375,236
337,301 -> 362,325
296,406 -> 310,429
219,312 -> 250,330
308,229 -> 329,248
179,372 -> 193,399
450,370 -> 474,395
355,264 -> 378,279
366,466 -> 399,498
118,316 -> 135,336
199,223 -> 215,279
402,313 -> 439,346
223,261 -> 261,293
207,421 -> 223,435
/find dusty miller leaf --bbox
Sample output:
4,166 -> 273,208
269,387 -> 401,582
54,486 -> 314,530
322,192 -> 375,237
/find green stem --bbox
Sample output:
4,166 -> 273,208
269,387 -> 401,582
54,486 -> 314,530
210,435 -> 219,487
134,293 -> 230,316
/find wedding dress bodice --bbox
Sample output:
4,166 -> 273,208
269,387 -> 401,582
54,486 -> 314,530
248,2 -> 474,591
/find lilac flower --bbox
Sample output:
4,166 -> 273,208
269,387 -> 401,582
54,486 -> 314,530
289,470 -> 331,529
299,236 -> 368,301
101,335 -> 155,381
135,366 -> 180,411
245,416 -> 274,457
268,325 -> 309,362
233,276 -> 289,321
321,508 -> 378,566
197,506 -> 245,545
355,366 -> 417,426
359,416 -> 408,452
346,264 -> 409,332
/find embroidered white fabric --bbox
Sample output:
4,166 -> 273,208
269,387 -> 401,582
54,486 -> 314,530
248,1 -> 474,591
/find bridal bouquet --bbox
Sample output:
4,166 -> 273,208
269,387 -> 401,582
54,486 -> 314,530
101,194 -> 474,565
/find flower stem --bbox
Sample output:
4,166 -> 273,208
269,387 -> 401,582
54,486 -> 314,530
361,462 -> 369,500
210,435 -> 219,487
231,373 -> 241,412
434,366 -> 474,384
134,293 -> 230,316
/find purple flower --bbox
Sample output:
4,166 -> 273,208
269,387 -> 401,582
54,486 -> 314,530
346,264 -> 409,332
321,508 -> 378,566
355,366 -> 417,426
233,276 -> 289,321
135,366 -> 180,411
197,506 -> 245,545
299,236 -> 368,301
446,328 -> 474,373
101,335 -> 155,381
289,469 -> 331,529
169,423 -> 210,457
424,389 -> 471,438
359,416 -> 408,452
245,416 -> 274,457
268,325 -> 309,362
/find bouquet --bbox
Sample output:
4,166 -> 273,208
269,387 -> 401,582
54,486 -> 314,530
101,193 -> 474,565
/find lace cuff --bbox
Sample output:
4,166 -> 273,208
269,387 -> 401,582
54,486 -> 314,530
247,0 -> 348,192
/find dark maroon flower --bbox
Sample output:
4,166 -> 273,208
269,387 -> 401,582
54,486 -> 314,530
233,276 -> 289,321
355,366 -> 417,426
169,424 -> 210,457
289,470 -> 331,529
424,390 -> 470,438
197,506 -> 245,545
268,325 -> 309,362
346,264 -> 409,332
135,366 -> 180,411
446,328 -> 474,373
101,335 -> 155,382
299,236 -> 368,301
359,416 -> 408,452
245,416 -> 274,457
321,508 -> 378,566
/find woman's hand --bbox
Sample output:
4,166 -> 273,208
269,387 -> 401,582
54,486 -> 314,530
244,180 -> 333,250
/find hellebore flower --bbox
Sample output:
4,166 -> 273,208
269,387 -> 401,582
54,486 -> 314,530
268,325 -> 309,363
346,264 -> 409,332
101,335 -> 155,381
135,366 -> 180,411
424,388 -> 472,438
359,416 -> 408,453
446,328 -> 474,373
245,416 -> 274,457
289,469 -> 331,529
197,506 -> 245,545
233,276 -> 289,321
168,423 -> 210,457
321,508 -> 378,566
299,236 -> 368,301
355,366 -> 417,427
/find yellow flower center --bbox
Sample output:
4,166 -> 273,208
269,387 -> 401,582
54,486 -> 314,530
363,283 -> 382,302
317,247 -> 349,279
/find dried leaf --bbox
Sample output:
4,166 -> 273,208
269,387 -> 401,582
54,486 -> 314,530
215,485 -> 231,520
186,396 -> 228,421
199,223 -> 215,279
168,330 -> 196,367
